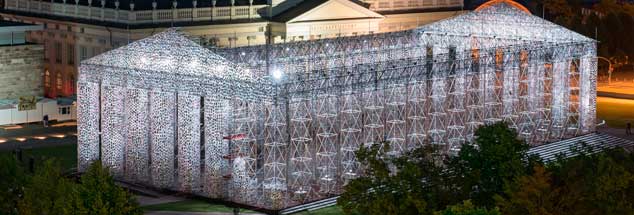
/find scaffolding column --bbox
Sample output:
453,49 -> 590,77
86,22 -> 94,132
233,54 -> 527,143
263,101 -> 288,209
100,85 -> 126,178
566,54 -> 581,138
536,51 -> 553,143
124,88 -> 150,183
340,90 -> 362,183
203,97 -> 230,198
550,51 -> 570,140
579,43 -> 597,133
386,84 -> 407,155
428,46 -> 447,148
502,50 -> 520,130
149,90 -> 176,189
176,92 -> 201,193
289,98 -> 313,202
228,99 -> 258,204
484,50 -> 503,125
406,80 -> 427,150
315,94 -> 338,194
518,51 -> 537,144
465,50 -> 484,142
447,47 -> 466,153
77,81 -> 100,172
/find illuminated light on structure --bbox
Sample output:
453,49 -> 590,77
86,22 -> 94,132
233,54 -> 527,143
78,1 -> 597,211
33,136 -> 47,140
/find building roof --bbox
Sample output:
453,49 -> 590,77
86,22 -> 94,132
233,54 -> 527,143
52,0 -> 268,11
82,28 -> 253,82
416,1 -> 594,44
274,0 -> 383,23
81,28 -> 268,100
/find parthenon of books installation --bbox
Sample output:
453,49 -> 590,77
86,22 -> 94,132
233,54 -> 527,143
78,1 -> 596,211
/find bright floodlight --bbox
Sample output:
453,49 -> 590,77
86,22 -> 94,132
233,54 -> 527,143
272,68 -> 283,80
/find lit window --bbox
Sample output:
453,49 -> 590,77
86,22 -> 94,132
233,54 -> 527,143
80,46 -> 87,61
55,42 -> 62,63
67,44 -> 75,65
59,106 -> 70,115
44,70 -> 50,88
56,72 -> 62,90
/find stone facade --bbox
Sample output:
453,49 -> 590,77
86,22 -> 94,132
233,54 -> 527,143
0,44 -> 44,99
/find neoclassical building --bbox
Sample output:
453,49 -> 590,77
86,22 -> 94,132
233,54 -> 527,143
0,0 -> 463,98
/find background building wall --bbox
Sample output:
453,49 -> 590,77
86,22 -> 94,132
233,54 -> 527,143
0,44 -> 44,99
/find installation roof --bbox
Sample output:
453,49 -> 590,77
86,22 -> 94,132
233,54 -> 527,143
82,28 -> 253,82
415,1 -> 594,43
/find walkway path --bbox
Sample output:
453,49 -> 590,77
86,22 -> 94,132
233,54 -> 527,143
0,121 -> 77,151
145,212 -> 265,215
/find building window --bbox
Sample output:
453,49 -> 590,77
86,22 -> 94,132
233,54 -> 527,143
56,72 -> 62,90
59,106 -> 71,115
44,70 -> 50,88
55,42 -> 62,63
80,46 -> 88,61
44,39 -> 49,60
67,44 -> 75,65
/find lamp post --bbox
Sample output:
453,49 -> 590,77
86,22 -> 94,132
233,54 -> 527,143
597,56 -> 613,85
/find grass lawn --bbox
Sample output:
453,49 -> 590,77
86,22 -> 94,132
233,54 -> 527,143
597,97 -> 634,129
142,200 -> 259,214
295,206 -> 344,215
0,143 -> 77,170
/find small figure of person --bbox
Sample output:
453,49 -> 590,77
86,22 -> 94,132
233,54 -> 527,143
43,114 -> 49,127
627,122 -> 632,135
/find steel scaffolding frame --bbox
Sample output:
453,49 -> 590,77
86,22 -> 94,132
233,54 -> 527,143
78,2 -> 597,211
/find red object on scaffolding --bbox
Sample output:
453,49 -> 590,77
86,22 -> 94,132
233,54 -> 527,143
223,133 -> 246,140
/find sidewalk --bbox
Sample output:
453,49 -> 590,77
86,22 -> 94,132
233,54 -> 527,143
0,120 -> 77,151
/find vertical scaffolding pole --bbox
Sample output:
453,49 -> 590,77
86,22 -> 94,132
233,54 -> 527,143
101,85 -> 126,177
579,43 -> 597,133
447,47 -> 466,153
289,98 -> 313,202
518,51 -> 536,144
315,94 -> 338,194
176,92 -> 201,193
77,81 -> 100,172
566,55 -> 581,138
536,51 -> 553,143
340,90 -> 362,182
263,100 -> 288,209
406,79 -> 427,150
465,49 -> 484,142
484,50 -> 502,125
149,90 -> 176,189
203,97 -> 230,198
229,99 -> 258,204
124,88 -> 150,183
386,84 -> 407,155
502,50 -> 520,130
550,51 -> 570,140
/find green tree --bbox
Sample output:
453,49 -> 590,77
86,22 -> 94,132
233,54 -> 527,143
77,162 -> 142,215
435,200 -> 501,215
0,155 -> 27,215
17,159 -> 85,215
337,142 -> 453,215
497,146 -> 634,215
448,122 -> 540,208
549,147 -> 634,215
495,165 -> 568,215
